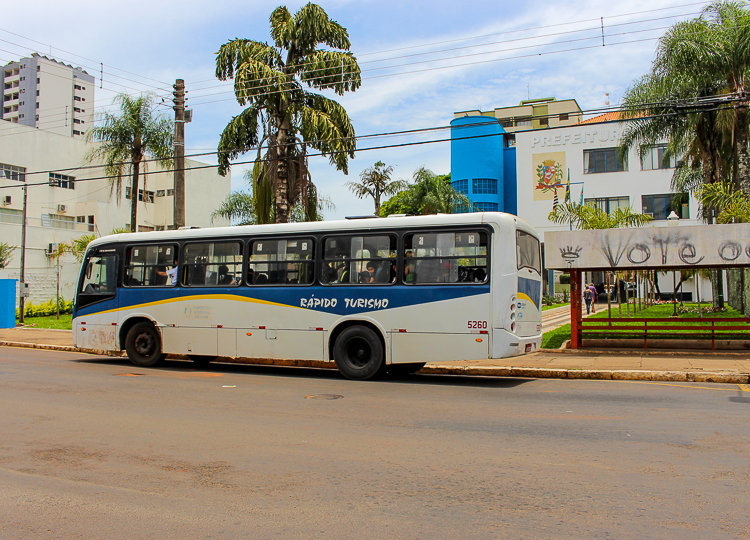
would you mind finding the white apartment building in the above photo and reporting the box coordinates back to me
[0,121,231,304]
[515,113,713,301]
[2,53,95,138]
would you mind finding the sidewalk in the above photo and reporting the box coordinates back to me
[1,327,748,384]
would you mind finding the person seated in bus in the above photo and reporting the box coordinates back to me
[363,261,378,283]
[218,265,233,285]
[404,251,415,283]
[255,273,268,284]
[436,261,452,283]
[473,267,486,283]
[247,268,254,284]
[155,256,178,286]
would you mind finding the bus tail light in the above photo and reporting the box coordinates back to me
[510,322,516,333]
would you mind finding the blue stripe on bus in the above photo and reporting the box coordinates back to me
[74,284,490,318]
[518,276,541,309]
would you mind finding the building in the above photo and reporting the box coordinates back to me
[450,106,712,301]
[2,53,95,138]
[455,97,583,136]
[0,121,231,305]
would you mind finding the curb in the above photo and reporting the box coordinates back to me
[2,340,748,384]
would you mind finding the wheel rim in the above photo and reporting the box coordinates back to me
[344,337,372,368]
[134,331,156,358]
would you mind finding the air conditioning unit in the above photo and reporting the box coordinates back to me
[46,243,56,256]
[2,195,10,205]
[57,204,66,213]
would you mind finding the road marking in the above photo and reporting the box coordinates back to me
[739,384,750,393]
[621,381,737,392]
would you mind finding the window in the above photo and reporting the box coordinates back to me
[184,242,242,286]
[138,225,155,232]
[167,189,175,196]
[404,231,488,284]
[44,213,75,229]
[124,244,178,287]
[73,119,81,124]
[156,190,166,197]
[452,179,468,194]
[585,196,630,215]
[515,117,532,127]
[1,163,26,182]
[499,118,513,128]
[74,107,81,113]
[516,231,541,274]
[474,202,498,212]
[49,173,75,189]
[74,85,82,90]
[80,254,117,296]
[36,90,39,96]
[125,188,155,202]
[472,178,497,194]
[321,235,396,285]
[583,147,627,174]
[539,117,549,126]
[0,208,23,224]
[641,144,678,170]
[642,193,690,220]
[73,130,81,135]
[250,238,314,285]
[559,113,569,121]
[74,96,81,102]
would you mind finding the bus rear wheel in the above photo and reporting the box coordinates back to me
[125,322,165,368]
[333,326,384,381]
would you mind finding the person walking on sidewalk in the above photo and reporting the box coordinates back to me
[584,286,593,315]
[589,283,597,313]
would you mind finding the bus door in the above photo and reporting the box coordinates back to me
[515,231,542,339]
[74,252,119,350]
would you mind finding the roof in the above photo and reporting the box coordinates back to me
[576,111,623,125]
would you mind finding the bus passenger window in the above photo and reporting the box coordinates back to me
[184,242,242,286]
[248,238,314,286]
[404,231,488,284]
[124,244,178,287]
[321,235,396,285]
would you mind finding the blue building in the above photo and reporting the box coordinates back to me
[450,116,517,215]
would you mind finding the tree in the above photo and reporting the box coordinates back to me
[695,181,750,223]
[380,168,473,216]
[69,227,134,263]
[548,202,653,230]
[346,161,407,215]
[215,3,360,223]
[212,171,335,225]
[86,93,174,232]
[0,242,14,269]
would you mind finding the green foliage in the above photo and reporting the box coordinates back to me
[216,3,360,223]
[559,273,570,284]
[346,161,407,215]
[0,242,15,269]
[548,202,652,230]
[380,168,473,216]
[16,297,73,319]
[85,93,174,232]
[695,181,750,223]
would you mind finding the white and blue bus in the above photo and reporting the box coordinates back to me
[73,213,542,380]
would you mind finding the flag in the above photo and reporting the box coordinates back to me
[579,184,584,206]
[553,189,559,210]
[564,169,571,203]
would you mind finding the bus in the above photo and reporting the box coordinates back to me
[72,213,542,380]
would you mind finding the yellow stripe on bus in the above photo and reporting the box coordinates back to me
[517,292,537,308]
[83,294,302,318]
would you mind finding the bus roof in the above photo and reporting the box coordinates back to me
[87,212,537,250]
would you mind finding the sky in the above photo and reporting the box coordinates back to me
[0,0,712,220]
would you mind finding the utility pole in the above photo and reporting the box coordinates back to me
[19,183,27,324]
[173,79,186,229]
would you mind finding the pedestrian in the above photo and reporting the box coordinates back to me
[584,286,593,315]
[589,283,597,313]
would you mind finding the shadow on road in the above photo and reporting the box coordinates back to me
[74,356,532,389]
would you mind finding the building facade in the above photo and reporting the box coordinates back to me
[2,53,95,138]
[455,97,583,136]
[0,121,231,304]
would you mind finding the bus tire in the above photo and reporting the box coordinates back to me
[187,355,216,366]
[333,326,384,381]
[387,362,426,376]
[125,322,165,368]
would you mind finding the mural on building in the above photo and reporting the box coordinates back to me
[532,152,565,201]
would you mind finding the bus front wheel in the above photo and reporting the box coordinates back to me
[125,322,166,368]
[333,326,384,381]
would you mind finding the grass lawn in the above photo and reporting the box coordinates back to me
[542,303,744,349]
[542,303,570,311]
[17,314,73,330]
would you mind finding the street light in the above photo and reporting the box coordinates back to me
[667,211,679,314]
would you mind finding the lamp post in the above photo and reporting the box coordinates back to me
[668,211,679,315]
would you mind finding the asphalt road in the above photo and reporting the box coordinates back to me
[1,347,748,540]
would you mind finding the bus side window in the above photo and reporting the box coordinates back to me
[78,254,117,298]
[404,231,488,284]
[248,238,314,286]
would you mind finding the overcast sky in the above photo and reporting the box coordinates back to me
[1,0,710,220]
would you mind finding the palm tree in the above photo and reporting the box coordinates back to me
[346,161,407,215]
[86,93,174,232]
[379,168,473,216]
[0,242,14,269]
[215,3,360,223]
[696,181,750,223]
[548,202,653,230]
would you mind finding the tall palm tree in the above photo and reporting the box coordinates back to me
[86,93,173,232]
[215,3,360,223]
[548,202,652,230]
[346,161,407,215]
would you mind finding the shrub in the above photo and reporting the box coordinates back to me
[559,273,570,284]
[16,297,73,319]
